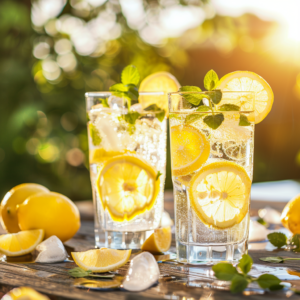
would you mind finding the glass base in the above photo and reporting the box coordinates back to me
[95,230,148,249]
[176,239,248,265]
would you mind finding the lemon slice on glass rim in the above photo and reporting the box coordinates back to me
[96,154,160,222]
[218,71,274,124]
[189,161,251,230]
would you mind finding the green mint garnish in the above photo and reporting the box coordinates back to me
[219,104,240,111]
[213,254,284,294]
[89,123,101,146]
[185,114,203,125]
[156,171,162,181]
[203,113,224,130]
[122,111,141,135]
[239,114,251,126]
[290,234,300,252]
[144,104,166,122]
[210,90,222,104]
[267,232,287,248]
[86,113,90,122]
[204,69,219,91]
[169,113,181,120]
[68,267,114,278]
[256,217,268,227]
[179,86,205,106]
[102,97,109,108]
[121,65,140,86]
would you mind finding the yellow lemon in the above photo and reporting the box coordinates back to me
[18,192,80,242]
[141,227,172,253]
[281,194,300,234]
[0,229,44,257]
[218,71,274,124]
[89,148,134,164]
[189,161,251,230]
[170,125,210,176]
[71,248,131,272]
[2,286,50,300]
[96,154,160,222]
[139,72,180,113]
[0,183,49,233]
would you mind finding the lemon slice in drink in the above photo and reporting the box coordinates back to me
[218,71,274,124]
[0,229,44,256]
[141,227,172,253]
[96,155,160,222]
[170,125,210,176]
[89,148,134,164]
[189,161,251,230]
[139,72,180,113]
[72,248,131,272]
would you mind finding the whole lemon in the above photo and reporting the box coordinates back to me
[281,194,300,234]
[18,192,80,242]
[1,183,49,233]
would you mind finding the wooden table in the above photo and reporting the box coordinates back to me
[0,199,300,300]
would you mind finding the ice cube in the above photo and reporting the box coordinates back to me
[131,103,143,114]
[123,252,160,292]
[258,207,282,224]
[108,95,124,109]
[35,236,68,263]
[249,220,269,242]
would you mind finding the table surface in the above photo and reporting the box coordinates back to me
[0,199,300,300]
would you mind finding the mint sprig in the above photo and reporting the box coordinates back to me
[260,256,300,263]
[267,232,287,248]
[212,254,284,293]
[89,123,101,146]
[68,267,115,278]
[204,69,219,91]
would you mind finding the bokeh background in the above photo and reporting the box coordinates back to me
[1,0,300,201]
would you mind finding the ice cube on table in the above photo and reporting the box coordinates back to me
[249,219,269,242]
[123,252,160,292]
[258,207,282,224]
[35,236,68,263]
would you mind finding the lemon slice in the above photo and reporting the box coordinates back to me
[96,155,160,222]
[2,287,50,300]
[89,148,135,164]
[170,125,210,176]
[71,248,131,272]
[139,72,180,113]
[0,229,44,256]
[1,183,49,233]
[189,161,251,229]
[218,71,274,124]
[141,227,172,253]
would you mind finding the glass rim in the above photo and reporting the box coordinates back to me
[85,91,165,97]
[169,91,255,96]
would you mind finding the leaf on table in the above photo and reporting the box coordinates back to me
[267,232,287,248]
[230,274,249,293]
[212,263,238,281]
[259,256,284,263]
[238,254,253,274]
[257,274,282,289]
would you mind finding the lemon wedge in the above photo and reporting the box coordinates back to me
[71,248,131,272]
[0,229,44,256]
[189,161,251,230]
[170,125,210,176]
[139,72,180,113]
[141,227,172,253]
[281,194,300,234]
[2,287,50,300]
[218,71,274,124]
[96,155,160,222]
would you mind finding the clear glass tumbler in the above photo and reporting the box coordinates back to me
[169,91,255,264]
[86,92,167,249]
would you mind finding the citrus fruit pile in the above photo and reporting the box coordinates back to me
[0,183,80,256]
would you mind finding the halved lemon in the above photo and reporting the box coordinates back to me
[189,161,251,230]
[141,227,172,253]
[0,229,44,256]
[2,287,50,300]
[71,248,131,272]
[170,125,210,176]
[96,155,160,222]
[139,72,180,113]
[218,71,274,124]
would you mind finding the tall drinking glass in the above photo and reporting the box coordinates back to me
[169,91,255,264]
[86,92,166,249]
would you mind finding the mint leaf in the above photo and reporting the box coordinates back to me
[86,113,90,122]
[144,104,162,111]
[89,123,101,146]
[259,256,284,263]
[102,98,109,108]
[169,113,181,120]
[239,114,251,126]
[203,113,224,130]
[230,274,249,293]
[156,110,165,122]
[219,104,240,111]
[290,234,300,252]
[256,217,268,227]
[126,84,139,101]
[121,65,140,86]
[210,90,222,104]
[204,69,219,91]
[144,104,165,122]
[68,267,91,278]
[124,111,140,125]
[185,114,204,125]
[110,83,128,93]
[257,274,282,289]
[267,232,287,248]
[156,171,162,181]
[238,254,253,274]
[179,86,206,106]
[212,263,237,281]
[197,106,211,112]
[269,284,284,291]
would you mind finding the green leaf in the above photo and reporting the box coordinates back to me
[89,123,101,146]
[185,114,204,125]
[290,234,300,252]
[156,110,165,122]
[110,83,128,92]
[239,114,251,126]
[269,284,284,291]
[238,254,253,274]
[169,113,181,120]
[204,69,219,91]
[144,104,165,122]
[256,217,268,227]
[179,86,206,106]
[126,84,139,101]
[267,232,287,248]
[219,104,240,111]
[257,274,282,289]
[144,104,162,111]
[210,90,222,104]
[156,171,162,181]
[102,98,109,108]
[68,267,115,278]
[124,111,141,125]
[121,65,140,86]
[203,113,224,130]
[196,106,211,112]
[291,287,300,294]
[212,263,238,281]
[259,256,284,263]
[86,112,90,122]
[230,274,249,293]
